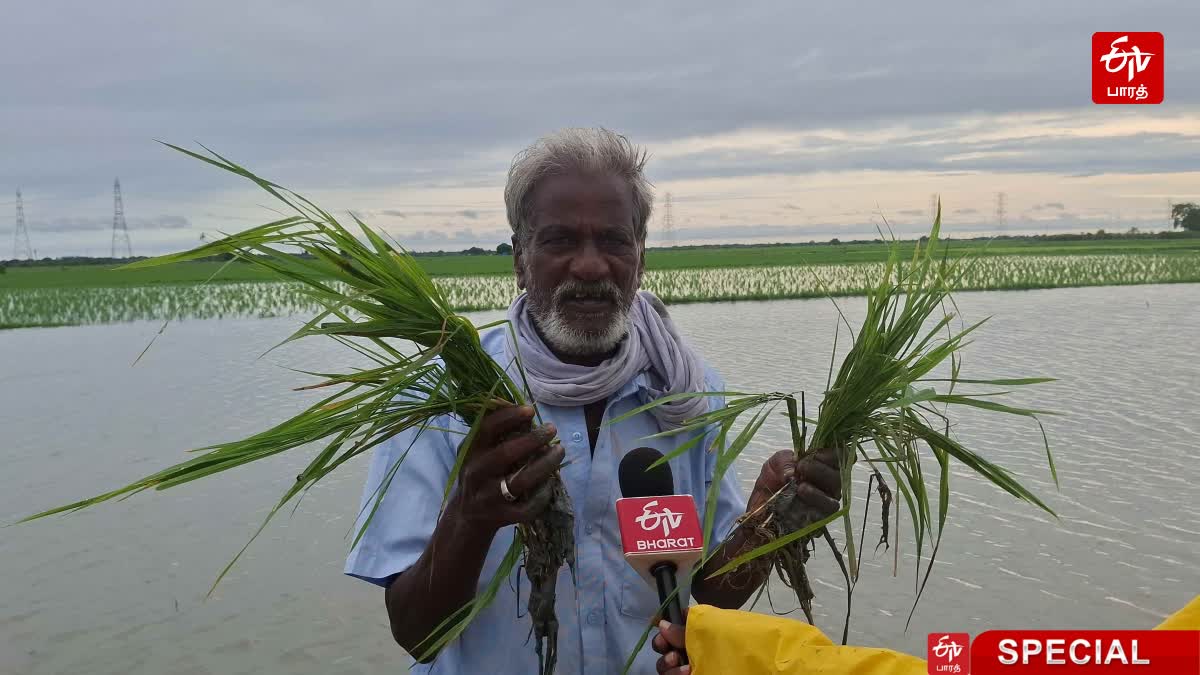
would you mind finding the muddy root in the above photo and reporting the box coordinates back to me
[520,474,575,675]
[736,480,822,622]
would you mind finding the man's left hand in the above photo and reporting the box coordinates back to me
[691,448,844,608]
[747,448,843,518]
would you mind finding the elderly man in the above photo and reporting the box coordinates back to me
[344,128,841,674]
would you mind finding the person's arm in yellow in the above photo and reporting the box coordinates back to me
[657,604,927,675]
[657,594,1200,675]
[1155,594,1200,631]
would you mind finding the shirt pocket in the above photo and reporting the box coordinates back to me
[619,560,665,622]
[620,580,662,623]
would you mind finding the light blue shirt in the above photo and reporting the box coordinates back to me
[344,326,746,674]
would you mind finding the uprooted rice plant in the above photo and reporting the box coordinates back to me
[18,146,575,674]
[4,252,1199,329]
[612,205,1060,662]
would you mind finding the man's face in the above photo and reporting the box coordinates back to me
[514,170,645,356]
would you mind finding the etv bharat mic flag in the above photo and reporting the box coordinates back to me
[615,495,703,586]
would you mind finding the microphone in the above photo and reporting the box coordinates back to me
[616,448,703,666]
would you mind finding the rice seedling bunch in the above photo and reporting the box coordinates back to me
[624,205,1059,642]
[19,144,574,672]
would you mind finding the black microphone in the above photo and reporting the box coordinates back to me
[618,447,693,665]
[618,446,676,500]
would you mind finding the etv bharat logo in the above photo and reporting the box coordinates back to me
[635,500,683,536]
[1092,32,1163,104]
[927,633,969,675]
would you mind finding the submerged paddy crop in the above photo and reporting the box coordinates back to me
[3,253,1198,329]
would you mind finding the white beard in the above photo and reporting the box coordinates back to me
[533,301,632,356]
[527,279,635,356]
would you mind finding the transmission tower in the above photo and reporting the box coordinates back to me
[995,192,1007,231]
[661,191,676,246]
[111,178,132,258]
[12,189,33,260]
[1167,197,1174,229]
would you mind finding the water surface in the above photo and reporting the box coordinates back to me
[2,284,1197,674]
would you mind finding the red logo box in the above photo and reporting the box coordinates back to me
[971,630,1200,675]
[615,494,705,589]
[1092,32,1163,104]
[615,495,703,554]
[928,633,970,674]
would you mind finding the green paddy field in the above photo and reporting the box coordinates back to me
[3,235,1199,329]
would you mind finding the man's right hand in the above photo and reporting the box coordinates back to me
[447,404,565,533]
[384,403,562,659]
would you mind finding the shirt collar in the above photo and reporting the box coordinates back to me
[613,369,654,403]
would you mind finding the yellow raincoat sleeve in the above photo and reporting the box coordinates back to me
[1155,594,1200,631]
[684,595,1200,675]
[684,604,927,675]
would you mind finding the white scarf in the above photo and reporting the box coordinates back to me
[502,290,710,428]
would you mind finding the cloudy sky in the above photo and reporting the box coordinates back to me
[2,1,1198,258]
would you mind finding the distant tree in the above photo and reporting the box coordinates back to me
[464,246,487,256]
[496,242,513,255]
[830,238,841,245]
[1171,203,1200,232]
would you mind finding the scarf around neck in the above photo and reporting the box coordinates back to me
[501,290,710,428]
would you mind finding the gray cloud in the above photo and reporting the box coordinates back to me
[391,226,511,247]
[1032,202,1067,211]
[203,211,246,222]
[2,1,1197,257]
[954,208,980,215]
[899,209,925,216]
[5,2,1197,191]
[652,128,1200,182]
[365,208,495,220]
[654,212,1168,245]
[29,214,192,233]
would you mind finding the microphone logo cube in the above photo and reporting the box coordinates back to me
[617,495,703,554]
[635,499,684,536]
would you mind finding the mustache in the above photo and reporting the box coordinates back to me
[552,280,622,304]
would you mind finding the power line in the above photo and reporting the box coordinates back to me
[13,189,33,260]
[111,178,132,258]
[661,192,676,247]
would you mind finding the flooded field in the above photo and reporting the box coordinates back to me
[4,253,1199,328]
[2,283,1197,674]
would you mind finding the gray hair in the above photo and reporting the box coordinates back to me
[504,127,654,247]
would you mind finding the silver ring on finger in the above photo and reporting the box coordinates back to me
[499,476,518,502]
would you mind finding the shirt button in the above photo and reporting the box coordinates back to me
[587,610,601,626]
[572,432,583,443]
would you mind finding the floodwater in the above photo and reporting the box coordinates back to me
[2,284,1197,674]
